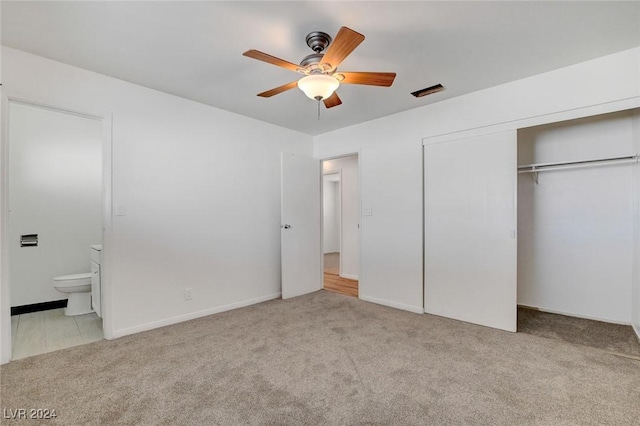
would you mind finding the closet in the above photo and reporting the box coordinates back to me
[424,108,640,337]
[517,110,638,325]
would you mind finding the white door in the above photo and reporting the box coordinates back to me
[424,130,517,332]
[281,152,322,299]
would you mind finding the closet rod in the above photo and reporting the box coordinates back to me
[518,154,638,174]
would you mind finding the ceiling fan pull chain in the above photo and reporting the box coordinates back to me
[317,100,321,121]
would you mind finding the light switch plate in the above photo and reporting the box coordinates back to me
[115,202,126,216]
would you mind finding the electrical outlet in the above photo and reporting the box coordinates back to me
[184,288,193,301]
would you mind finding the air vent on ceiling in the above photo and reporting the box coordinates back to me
[411,84,445,98]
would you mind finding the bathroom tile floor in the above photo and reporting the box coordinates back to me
[11,308,103,360]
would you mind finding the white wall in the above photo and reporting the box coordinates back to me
[1,47,313,345]
[322,176,340,254]
[517,111,635,323]
[633,111,640,338]
[314,47,640,314]
[9,102,102,306]
[323,156,359,280]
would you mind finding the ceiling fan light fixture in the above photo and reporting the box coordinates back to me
[297,74,339,101]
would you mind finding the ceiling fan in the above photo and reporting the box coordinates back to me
[243,27,396,109]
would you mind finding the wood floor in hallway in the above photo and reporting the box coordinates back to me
[323,252,358,297]
[323,273,358,297]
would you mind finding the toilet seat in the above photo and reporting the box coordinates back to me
[53,273,93,316]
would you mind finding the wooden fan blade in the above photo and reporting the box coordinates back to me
[257,81,299,98]
[322,27,365,69]
[323,92,342,108]
[243,49,301,73]
[339,72,396,87]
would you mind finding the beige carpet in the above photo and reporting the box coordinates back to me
[324,252,339,275]
[2,291,639,425]
[518,307,640,358]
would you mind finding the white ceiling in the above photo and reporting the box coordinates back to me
[2,1,639,136]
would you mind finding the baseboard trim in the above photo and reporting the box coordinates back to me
[111,292,281,339]
[517,304,631,325]
[359,295,423,314]
[11,299,67,316]
[340,273,359,280]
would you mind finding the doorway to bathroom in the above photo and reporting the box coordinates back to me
[4,99,107,360]
[321,155,359,298]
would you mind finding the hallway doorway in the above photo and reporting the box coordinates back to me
[322,155,359,297]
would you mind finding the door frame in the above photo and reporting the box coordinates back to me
[0,92,114,364]
[319,152,362,297]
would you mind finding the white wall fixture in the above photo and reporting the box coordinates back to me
[8,101,102,307]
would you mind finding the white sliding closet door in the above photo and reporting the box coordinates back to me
[424,131,517,332]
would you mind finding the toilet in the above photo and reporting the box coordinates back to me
[53,272,94,316]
